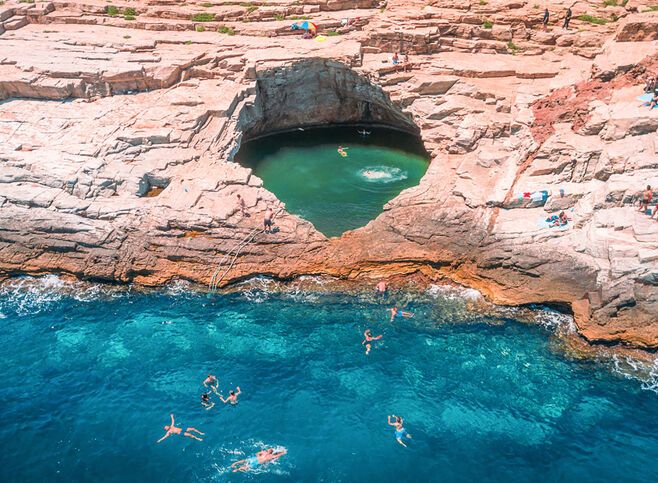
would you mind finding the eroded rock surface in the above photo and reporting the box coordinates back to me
[0,0,657,348]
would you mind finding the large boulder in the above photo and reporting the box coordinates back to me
[615,12,658,41]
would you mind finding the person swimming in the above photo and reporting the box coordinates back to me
[388,415,412,447]
[201,393,215,410]
[357,129,371,137]
[376,280,388,296]
[362,329,383,355]
[203,373,219,395]
[232,447,287,472]
[220,386,241,405]
[337,146,348,157]
[389,306,413,322]
[157,414,204,443]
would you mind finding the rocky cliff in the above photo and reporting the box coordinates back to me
[0,0,657,349]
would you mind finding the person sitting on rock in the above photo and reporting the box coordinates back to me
[550,211,569,227]
[651,201,658,220]
[392,52,400,65]
[403,53,411,72]
[639,185,653,213]
[649,90,658,110]
[643,75,656,93]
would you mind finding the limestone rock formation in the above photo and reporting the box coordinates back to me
[0,0,657,349]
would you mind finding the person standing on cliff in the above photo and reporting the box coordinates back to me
[639,185,653,213]
[264,207,274,233]
[236,194,247,217]
[542,8,549,27]
[563,8,572,29]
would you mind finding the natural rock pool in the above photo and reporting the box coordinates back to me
[236,127,429,237]
[1,277,657,481]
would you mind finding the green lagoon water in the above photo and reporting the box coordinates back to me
[236,127,429,237]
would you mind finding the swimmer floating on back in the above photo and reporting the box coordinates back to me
[157,414,204,443]
[220,386,241,405]
[362,329,383,355]
[337,146,348,157]
[388,415,412,448]
[203,373,219,395]
[389,306,413,322]
[232,448,287,473]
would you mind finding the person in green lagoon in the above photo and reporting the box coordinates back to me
[388,415,412,448]
[221,386,242,405]
[157,414,204,443]
[232,447,287,473]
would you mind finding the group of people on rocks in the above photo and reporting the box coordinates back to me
[545,210,570,228]
[391,52,411,72]
[541,7,573,29]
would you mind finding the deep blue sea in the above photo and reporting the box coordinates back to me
[0,277,657,482]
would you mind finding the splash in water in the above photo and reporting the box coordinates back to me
[358,166,408,183]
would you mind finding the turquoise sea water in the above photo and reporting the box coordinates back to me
[236,127,429,237]
[0,277,657,482]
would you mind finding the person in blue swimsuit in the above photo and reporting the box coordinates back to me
[389,306,413,322]
[232,448,287,472]
[388,415,412,447]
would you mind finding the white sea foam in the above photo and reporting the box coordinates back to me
[164,279,194,296]
[0,275,127,315]
[358,166,408,183]
[610,354,658,394]
[426,284,482,302]
[531,307,576,334]
[0,275,66,315]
